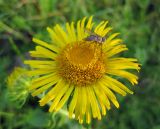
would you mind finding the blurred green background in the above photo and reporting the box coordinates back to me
[0,0,160,129]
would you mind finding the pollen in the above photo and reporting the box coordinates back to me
[56,41,106,86]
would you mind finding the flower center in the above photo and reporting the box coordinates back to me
[56,41,106,86]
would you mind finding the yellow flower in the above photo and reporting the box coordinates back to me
[24,16,140,124]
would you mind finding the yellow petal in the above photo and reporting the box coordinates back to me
[101,77,127,96]
[29,51,46,58]
[31,80,59,96]
[39,79,64,106]
[106,69,138,85]
[94,21,105,33]
[55,85,74,111]
[26,69,53,76]
[100,82,119,108]
[101,27,112,37]
[54,24,68,44]
[33,46,57,59]
[96,21,108,36]
[85,92,91,123]
[24,60,54,65]
[47,27,63,47]
[87,86,101,119]
[69,87,78,118]
[96,84,111,110]
[106,33,120,43]
[66,23,74,43]
[104,76,133,94]
[106,44,128,57]
[70,22,77,41]
[32,38,59,53]
[77,20,82,40]
[86,16,94,29]
[93,85,107,115]
[81,86,87,115]
[86,109,91,124]
[49,83,69,112]
[74,87,82,120]
[107,57,140,71]
[29,73,58,90]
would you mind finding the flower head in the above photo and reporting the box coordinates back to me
[7,67,31,108]
[24,16,140,123]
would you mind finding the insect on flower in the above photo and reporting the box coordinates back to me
[84,28,106,44]
[84,28,107,55]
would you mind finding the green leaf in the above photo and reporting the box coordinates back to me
[25,109,50,128]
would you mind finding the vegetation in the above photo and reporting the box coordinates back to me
[0,0,160,129]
